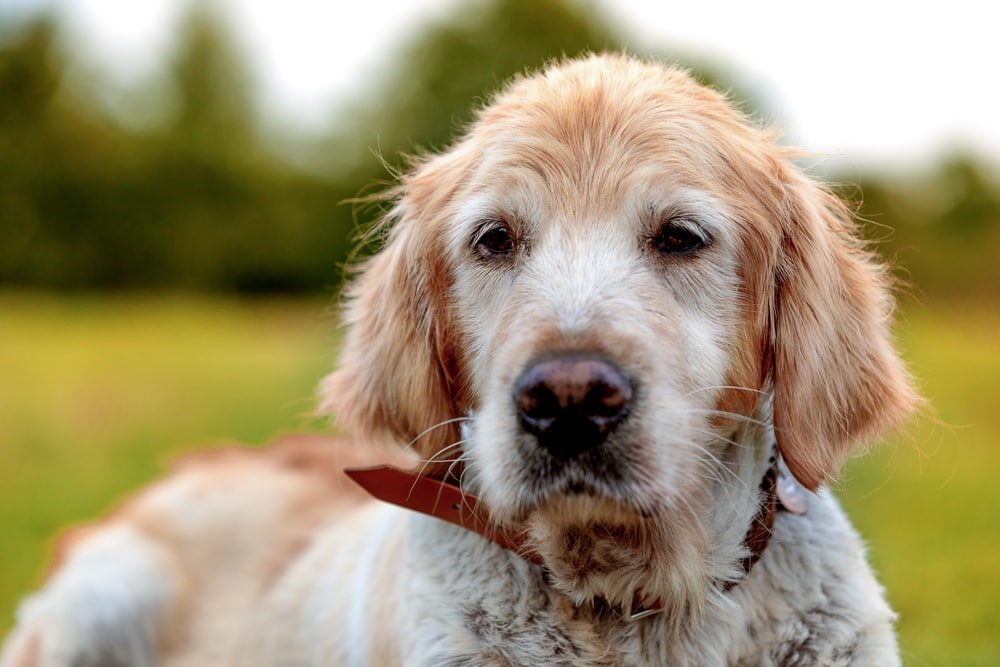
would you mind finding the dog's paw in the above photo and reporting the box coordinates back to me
[1,526,176,667]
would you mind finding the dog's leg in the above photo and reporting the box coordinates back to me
[0,524,182,667]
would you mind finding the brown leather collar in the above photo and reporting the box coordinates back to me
[345,454,807,620]
[344,464,543,564]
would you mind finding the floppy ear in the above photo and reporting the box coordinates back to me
[319,152,470,475]
[772,167,920,490]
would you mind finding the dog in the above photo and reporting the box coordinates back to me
[2,54,919,666]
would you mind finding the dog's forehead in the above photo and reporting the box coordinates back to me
[462,58,772,208]
[479,57,739,137]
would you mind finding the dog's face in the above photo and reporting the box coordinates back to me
[322,56,917,604]
[450,124,758,523]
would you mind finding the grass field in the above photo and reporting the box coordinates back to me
[1,292,997,664]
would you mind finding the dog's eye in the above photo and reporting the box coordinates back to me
[652,222,708,256]
[476,225,515,258]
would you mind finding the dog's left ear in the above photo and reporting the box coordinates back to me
[318,148,472,476]
[771,165,920,490]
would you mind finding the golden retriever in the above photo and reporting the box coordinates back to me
[2,54,918,666]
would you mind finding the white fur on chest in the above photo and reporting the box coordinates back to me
[247,491,898,667]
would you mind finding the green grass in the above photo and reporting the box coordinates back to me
[838,303,1000,666]
[1,293,997,664]
[0,292,336,626]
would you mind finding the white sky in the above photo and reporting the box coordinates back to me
[6,0,998,168]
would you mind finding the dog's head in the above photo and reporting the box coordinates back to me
[321,55,918,605]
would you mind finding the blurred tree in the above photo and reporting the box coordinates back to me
[936,156,999,236]
[0,17,113,286]
[0,9,348,293]
[0,19,59,134]
[343,0,621,164]
[847,154,1000,300]
[0,0,996,299]
[166,4,256,165]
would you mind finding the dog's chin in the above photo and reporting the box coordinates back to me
[477,447,714,608]
[521,490,711,610]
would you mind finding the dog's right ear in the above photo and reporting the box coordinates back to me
[769,164,921,490]
[319,149,472,475]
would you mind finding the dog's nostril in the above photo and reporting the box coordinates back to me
[512,354,632,459]
[516,384,561,431]
[584,382,630,419]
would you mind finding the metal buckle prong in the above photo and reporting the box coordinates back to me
[623,605,663,622]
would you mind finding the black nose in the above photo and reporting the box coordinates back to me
[512,353,632,460]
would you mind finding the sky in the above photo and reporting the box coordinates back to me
[3,0,998,169]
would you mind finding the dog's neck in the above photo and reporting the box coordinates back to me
[345,449,806,621]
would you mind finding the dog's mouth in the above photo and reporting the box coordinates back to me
[499,436,661,523]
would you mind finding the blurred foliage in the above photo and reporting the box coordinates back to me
[0,0,617,292]
[0,11,347,292]
[325,0,621,171]
[847,157,1000,300]
[0,0,998,299]
[0,0,742,293]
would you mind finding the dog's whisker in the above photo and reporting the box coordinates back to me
[413,439,469,482]
[678,385,769,400]
[402,416,473,454]
[415,441,466,465]
[666,407,773,431]
[691,411,773,430]
[673,437,750,490]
